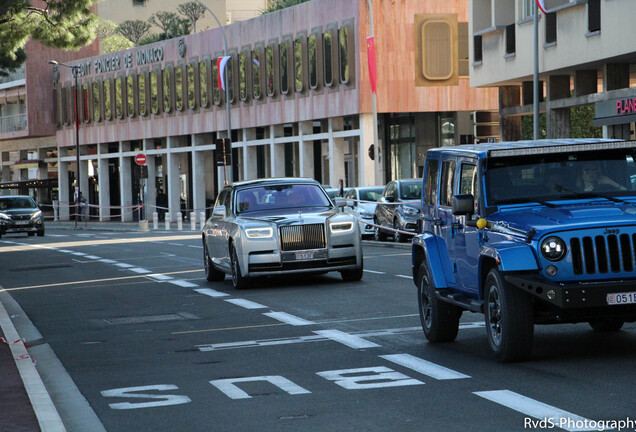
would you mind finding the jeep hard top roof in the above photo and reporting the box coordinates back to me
[427,138,631,159]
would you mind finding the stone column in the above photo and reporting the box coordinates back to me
[242,129,258,181]
[191,135,206,215]
[1,152,11,196]
[58,148,70,221]
[298,121,314,180]
[328,118,346,188]
[167,137,181,222]
[143,139,157,219]
[97,143,111,221]
[119,142,133,222]
[359,114,376,186]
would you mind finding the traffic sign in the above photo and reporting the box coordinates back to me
[135,153,147,166]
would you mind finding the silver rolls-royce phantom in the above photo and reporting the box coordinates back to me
[202,178,364,289]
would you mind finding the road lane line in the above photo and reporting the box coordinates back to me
[313,329,380,349]
[381,354,470,380]
[115,263,134,268]
[225,298,268,309]
[129,268,152,274]
[395,274,411,279]
[193,288,229,298]
[168,280,199,288]
[146,274,174,281]
[363,270,386,274]
[264,311,315,326]
[98,259,117,264]
[473,390,598,432]
[84,255,102,260]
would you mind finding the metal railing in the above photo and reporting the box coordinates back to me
[0,68,26,85]
[0,113,27,133]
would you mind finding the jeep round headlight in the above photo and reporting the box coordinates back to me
[541,236,566,261]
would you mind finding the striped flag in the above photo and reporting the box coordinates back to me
[217,56,231,90]
[536,0,547,14]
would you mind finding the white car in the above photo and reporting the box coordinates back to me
[344,186,384,237]
[202,178,364,289]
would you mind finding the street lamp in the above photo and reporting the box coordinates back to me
[194,0,232,184]
[49,60,81,228]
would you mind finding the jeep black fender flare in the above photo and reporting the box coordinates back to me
[412,233,454,289]
[481,241,540,272]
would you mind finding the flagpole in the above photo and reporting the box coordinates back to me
[367,0,381,186]
[533,1,540,139]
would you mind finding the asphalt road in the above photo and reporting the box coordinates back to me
[1,228,635,432]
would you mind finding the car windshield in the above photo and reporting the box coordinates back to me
[0,197,36,210]
[236,184,332,213]
[485,147,636,206]
[359,187,383,202]
[400,181,422,200]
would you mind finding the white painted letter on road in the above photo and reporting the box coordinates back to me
[317,367,423,390]
[101,385,191,410]
[210,376,311,400]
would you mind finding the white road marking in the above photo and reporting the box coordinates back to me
[168,280,199,288]
[473,390,598,432]
[99,259,117,264]
[395,274,411,279]
[210,376,311,400]
[71,252,87,256]
[115,263,134,268]
[317,367,423,390]
[363,270,386,274]
[187,245,203,249]
[381,354,470,380]
[193,288,229,298]
[263,311,315,326]
[84,255,102,260]
[224,298,268,309]
[313,329,380,349]
[129,268,152,274]
[146,274,174,281]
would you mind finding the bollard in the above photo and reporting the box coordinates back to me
[177,212,183,231]
[200,212,206,229]
[153,212,159,230]
[190,212,196,230]
[165,213,171,230]
[53,200,59,221]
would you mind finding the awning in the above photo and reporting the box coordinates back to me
[591,113,636,127]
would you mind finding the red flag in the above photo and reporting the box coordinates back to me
[536,0,547,14]
[216,56,231,90]
[366,36,377,94]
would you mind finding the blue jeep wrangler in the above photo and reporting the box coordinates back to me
[412,138,636,361]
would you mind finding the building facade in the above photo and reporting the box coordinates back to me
[470,0,636,141]
[48,0,499,222]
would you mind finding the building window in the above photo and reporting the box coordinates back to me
[458,22,469,76]
[175,66,183,111]
[294,39,303,92]
[588,0,600,33]
[200,61,209,107]
[545,12,556,44]
[440,160,456,207]
[138,74,147,116]
[505,23,516,54]
[474,35,483,63]
[127,75,135,117]
[226,56,234,103]
[213,59,221,105]
[104,79,112,120]
[150,70,159,114]
[115,77,124,118]
[308,34,318,89]
[132,0,146,5]
[266,45,275,97]
[422,20,452,80]
[323,31,333,86]
[520,0,534,20]
[163,68,172,113]
[239,51,247,101]
[187,64,196,109]
[92,82,100,122]
[252,50,261,99]
[338,27,348,84]
[280,42,289,95]
[424,159,439,205]
[82,83,90,122]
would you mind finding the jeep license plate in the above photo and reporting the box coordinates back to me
[607,292,636,305]
[295,251,314,261]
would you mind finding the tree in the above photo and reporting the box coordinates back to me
[147,12,191,42]
[262,0,310,13]
[117,20,151,46]
[101,35,133,54]
[177,1,206,34]
[0,0,98,76]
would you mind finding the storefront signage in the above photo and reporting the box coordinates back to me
[593,96,636,126]
[616,97,636,114]
[73,45,166,77]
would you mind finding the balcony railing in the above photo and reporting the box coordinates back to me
[0,113,27,133]
[0,68,26,86]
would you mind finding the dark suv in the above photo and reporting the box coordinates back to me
[0,195,45,238]
[412,139,636,361]
[374,179,422,242]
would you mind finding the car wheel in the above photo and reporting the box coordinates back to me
[341,256,364,282]
[417,262,460,343]
[203,239,225,282]
[230,244,249,290]
[393,220,405,243]
[37,228,44,237]
[589,319,624,332]
[484,268,534,362]
[373,220,387,241]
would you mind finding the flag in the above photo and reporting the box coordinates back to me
[536,0,547,14]
[217,56,231,90]
[366,36,377,94]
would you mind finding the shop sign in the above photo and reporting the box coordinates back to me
[72,44,169,77]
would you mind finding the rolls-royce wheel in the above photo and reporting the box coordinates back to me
[341,256,364,282]
[230,244,249,290]
[203,239,225,282]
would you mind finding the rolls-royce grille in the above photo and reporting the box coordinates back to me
[280,224,326,251]
[570,234,635,275]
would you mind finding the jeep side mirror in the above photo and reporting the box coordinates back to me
[452,194,474,216]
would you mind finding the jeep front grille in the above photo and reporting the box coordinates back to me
[279,224,326,251]
[570,234,635,275]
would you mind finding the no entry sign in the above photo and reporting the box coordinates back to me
[135,153,147,166]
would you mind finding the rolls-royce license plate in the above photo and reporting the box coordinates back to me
[295,250,314,261]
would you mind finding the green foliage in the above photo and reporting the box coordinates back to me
[0,0,98,75]
[262,0,310,13]
[521,104,601,140]
[177,1,206,33]
[101,35,133,54]
[149,11,191,40]
[117,20,151,46]
[0,47,26,77]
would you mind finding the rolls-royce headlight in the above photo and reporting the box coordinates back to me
[30,210,42,220]
[245,227,273,238]
[541,236,566,261]
[330,221,354,233]
[403,207,419,215]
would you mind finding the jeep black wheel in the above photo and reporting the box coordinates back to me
[484,269,534,362]
[373,221,387,241]
[341,256,364,282]
[203,239,225,282]
[417,262,460,343]
[589,319,624,332]
[230,244,249,290]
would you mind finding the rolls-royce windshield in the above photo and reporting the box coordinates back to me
[236,184,332,213]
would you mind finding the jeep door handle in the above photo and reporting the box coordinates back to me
[451,222,462,230]
[433,218,444,226]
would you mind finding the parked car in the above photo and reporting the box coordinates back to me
[412,138,636,362]
[373,179,422,242]
[0,195,45,238]
[202,178,363,289]
[344,186,384,237]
